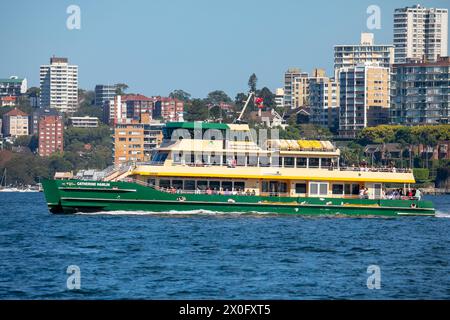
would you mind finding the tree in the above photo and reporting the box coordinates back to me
[26,87,40,96]
[205,90,232,106]
[115,83,129,95]
[248,73,257,92]
[184,99,209,121]
[256,87,275,110]
[169,89,191,102]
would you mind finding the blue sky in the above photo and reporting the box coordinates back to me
[0,0,448,98]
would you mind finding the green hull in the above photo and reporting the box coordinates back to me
[41,178,435,217]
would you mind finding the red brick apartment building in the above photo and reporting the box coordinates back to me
[38,114,63,157]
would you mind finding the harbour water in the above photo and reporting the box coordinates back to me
[0,192,449,299]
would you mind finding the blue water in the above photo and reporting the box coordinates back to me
[0,193,449,299]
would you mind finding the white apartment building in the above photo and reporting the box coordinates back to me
[334,33,394,73]
[309,77,339,131]
[338,63,390,138]
[274,88,284,109]
[69,116,99,128]
[40,57,78,113]
[394,5,448,63]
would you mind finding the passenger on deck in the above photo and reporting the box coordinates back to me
[415,189,422,201]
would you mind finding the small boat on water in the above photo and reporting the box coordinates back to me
[0,169,42,192]
[41,122,435,217]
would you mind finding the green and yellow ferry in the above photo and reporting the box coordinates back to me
[42,122,435,217]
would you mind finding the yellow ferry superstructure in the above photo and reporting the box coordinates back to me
[125,122,415,200]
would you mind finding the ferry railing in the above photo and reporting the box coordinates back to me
[167,161,412,173]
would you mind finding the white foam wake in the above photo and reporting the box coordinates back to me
[75,209,275,216]
[435,210,450,218]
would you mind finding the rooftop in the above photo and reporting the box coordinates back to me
[4,108,28,117]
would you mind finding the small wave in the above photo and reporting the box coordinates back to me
[435,210,450,218]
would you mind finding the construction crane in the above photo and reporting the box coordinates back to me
[235,91,255,123]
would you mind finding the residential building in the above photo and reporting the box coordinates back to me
[309,77,339,131]
[29,108,59,135]
[94,84,117,107]
[102,99,116,125]
[40,57,78,113]
[394,5,448,63]
[334,33,394,72]
[249,109,285,128]
[104,94,154,125]
[391,56,450,125]
[38,113,64,157]
[338,63,390,138]
[0,96,17,107]
[69,116,99,128]
[0,76,27,97]
[113,120,145,164]
[275,88,284,109]
[142,116,164,156]
[113,115,164,165]
[2,108,29,137]
[283,68,308,109]
[283,68,328,110]
[153,97,184,122]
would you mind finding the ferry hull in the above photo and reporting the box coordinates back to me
[41,179,435,217]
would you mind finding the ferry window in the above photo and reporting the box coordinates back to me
[296,157,307,168]
[321,158,332,168]
[197,180,208,190]
[234,181,245,191]
[309,158,319,168]
[309,182,328,196]
[262,181,269,192]
[284,157,294,168]
[184,180,195,191]
[279,183,287,193]
[222,181,232,191]
[209,181,220,191]
[344,184,351,195]
[153,152,168,163]
[259,156,270,167]
[172,180,183,190]
[272,156,281,167]
[332,184,344,195]
[147,179,156,186]
[352,184,360,195]
[173,151,183,163]
[249,154,258,166]
[159,179,170,189]
[295,183,307,194]
[319,183,328,195]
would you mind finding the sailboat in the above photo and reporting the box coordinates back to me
[0,168,19,192]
